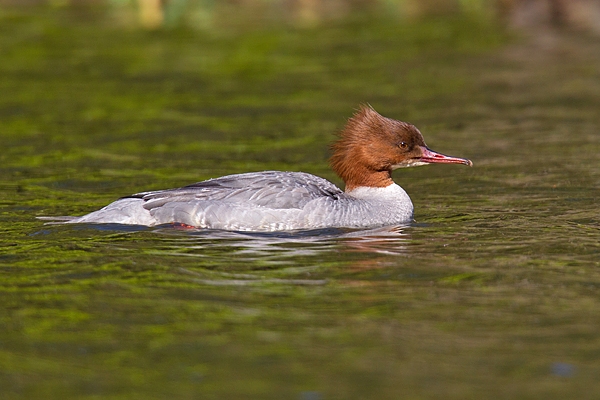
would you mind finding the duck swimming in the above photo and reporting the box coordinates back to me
[56,106,472,231]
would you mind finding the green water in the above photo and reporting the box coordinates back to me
[1,6,600,399]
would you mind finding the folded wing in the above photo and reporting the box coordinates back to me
[133,171,343,211]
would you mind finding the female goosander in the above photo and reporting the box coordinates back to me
[59,106,472,231]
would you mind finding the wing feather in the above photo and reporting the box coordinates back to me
[133,171,342,211]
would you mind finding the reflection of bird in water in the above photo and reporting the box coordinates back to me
[157,224,411,286]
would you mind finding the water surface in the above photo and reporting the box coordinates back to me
[1,7,599,400]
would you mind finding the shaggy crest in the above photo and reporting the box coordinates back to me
[329,105,426,190]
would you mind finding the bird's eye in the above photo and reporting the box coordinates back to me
[399,142,408,149]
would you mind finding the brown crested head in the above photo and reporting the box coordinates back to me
[329,105,472,191]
